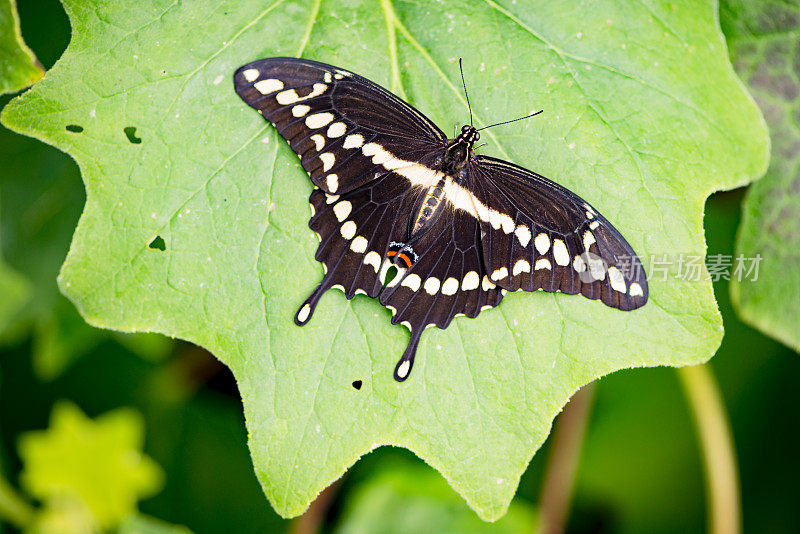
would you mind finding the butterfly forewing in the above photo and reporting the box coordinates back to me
[234,57,445,196]
[467,156,648,310]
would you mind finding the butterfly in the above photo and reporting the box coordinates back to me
[234,57,648,382]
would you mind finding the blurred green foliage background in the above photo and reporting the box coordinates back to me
[1,0,798,533]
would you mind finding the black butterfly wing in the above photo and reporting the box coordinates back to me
[234,57,446,195]
[294,164,503,382]
[294,171,416,324]
[466,156,648,311]
[379,206,504,381]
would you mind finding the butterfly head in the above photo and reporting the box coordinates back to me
[458,124,480,145]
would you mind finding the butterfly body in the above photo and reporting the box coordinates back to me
[234,57,648,382]
[405,126,479,244]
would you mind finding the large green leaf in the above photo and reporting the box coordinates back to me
[0,0,42,94]
[0,241,30,334]
[335,460,536,533]
[1,0,767,520]
[0,0,37,335]
[18,401,164,530]
[0,86,172,377]
[722,0,800,353]
[0,103,172,377]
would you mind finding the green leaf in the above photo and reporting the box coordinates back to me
[0,85,89,353]
[1,0,768,520]
[0,249,30,334]
[18,401,165,529]
[722,0,800,353]
[118,514,193,534]
[0,0,37,337]
[25,495,98,534]
[0,84,171,377]
[335,460,536,534]
[0,0,43,94]
[31,298,104,379]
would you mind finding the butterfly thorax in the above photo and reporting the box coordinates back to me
[409,126,479,236]
[443,125,479,174]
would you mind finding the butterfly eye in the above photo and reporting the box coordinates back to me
[474,132,480,141]
[461,125,470,132]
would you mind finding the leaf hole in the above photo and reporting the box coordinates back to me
[65,124,83,133]
[382,266,399,288]
[124,126,142,144]
[148,235,166,251]
[351,380,363,390]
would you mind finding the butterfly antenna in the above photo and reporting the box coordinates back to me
[477,109,543,132]
[459,58,473,127]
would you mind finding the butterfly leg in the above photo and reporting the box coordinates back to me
[393,327,424,382]
[294,277,335,326]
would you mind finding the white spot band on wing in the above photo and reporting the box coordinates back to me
[253,78,283,94]
[276,83,327,105]
[326,174,338,192]
[461,271,480,290]
[441,277,459,295]
[401,273,422,292]
[363,251,381,272]
[333,200,352,222]
[242,69,260,82]
[360,144,518,235]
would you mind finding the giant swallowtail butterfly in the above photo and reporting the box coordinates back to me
[234,57,648,382]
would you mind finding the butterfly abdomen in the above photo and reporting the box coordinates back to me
[411,174,448,234]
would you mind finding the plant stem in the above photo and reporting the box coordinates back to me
[536,382,596,534]
[0,474,34,528]
[677,364,741,534]
[289,480,341,534]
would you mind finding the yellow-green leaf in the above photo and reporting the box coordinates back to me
[0,0,43,94]
[18,401,164,529]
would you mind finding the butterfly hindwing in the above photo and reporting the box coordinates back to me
[466,156,648,311]
[234,57,446,196]
[380,206,504,380]
[294,172,417,324]
[297,168,505,382]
